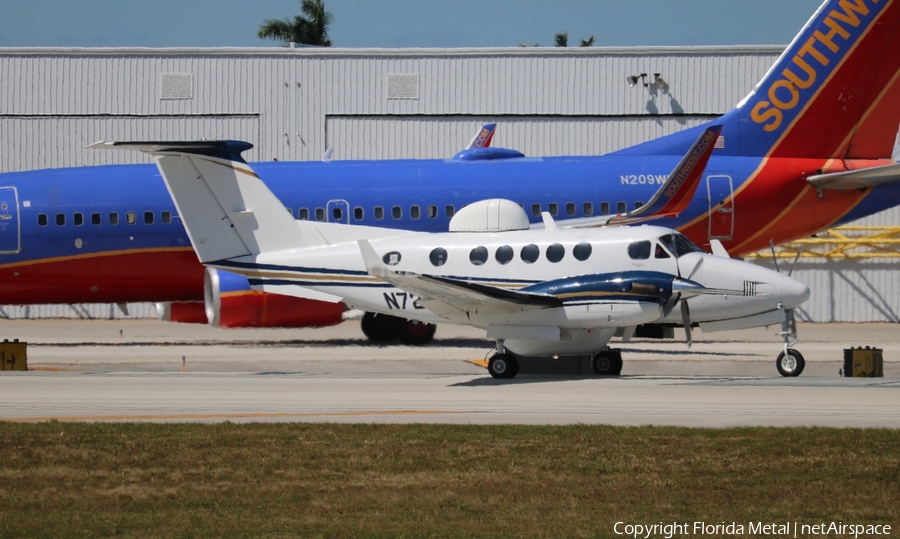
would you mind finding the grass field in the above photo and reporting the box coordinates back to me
[1,423,898,538]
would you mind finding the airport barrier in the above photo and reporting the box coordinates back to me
[0,339,27,371]
[843,347,883,378]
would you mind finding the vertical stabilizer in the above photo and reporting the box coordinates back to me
[88,140,323,263]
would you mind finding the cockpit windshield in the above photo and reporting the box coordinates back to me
[658,233,704,257]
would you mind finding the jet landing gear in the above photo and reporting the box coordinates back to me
[488,340,519,379]
[592,349,623,376]
[360,312,436,345]
[776,307,805,377]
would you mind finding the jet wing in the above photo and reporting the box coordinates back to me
[358,240,558,320]
[806,163,900,191]
[538,125,722,229]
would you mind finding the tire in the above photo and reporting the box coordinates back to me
[360,312,402,343]
[398,320,436,345]
[488,353,519,379]
[776,349,805,377]
[592,351,623,376]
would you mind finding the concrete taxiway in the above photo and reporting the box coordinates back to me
[0,319,898,427]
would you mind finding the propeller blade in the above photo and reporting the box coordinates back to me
[662,292,681,318]
[769,239,781,274]
[788,248,803,277]
[681,300,693,347]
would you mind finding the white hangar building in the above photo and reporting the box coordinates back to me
[0,46,898,323]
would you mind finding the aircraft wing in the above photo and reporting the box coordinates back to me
[806,163,900,191]
[358,240,558,320]
[538,125,722,229]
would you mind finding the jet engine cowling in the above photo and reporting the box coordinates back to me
[204,268,345,328]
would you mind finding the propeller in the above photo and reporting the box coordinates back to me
[681,300,693,347]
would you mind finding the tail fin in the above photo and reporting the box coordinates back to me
[88,140,320,263]
[618,0,900,159]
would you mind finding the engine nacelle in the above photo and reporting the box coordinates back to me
[204,268,345,328]
[156,301,208,324]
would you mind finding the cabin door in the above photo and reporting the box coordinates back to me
[706,175,734,240]
[0,187,21,254]
[326,199,351,224]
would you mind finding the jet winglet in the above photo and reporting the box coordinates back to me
[609,125,722,225]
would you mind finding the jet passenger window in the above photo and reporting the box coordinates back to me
[144,211,154,225]
[91,212,101,225]
[315,208,325,221]
[37,214,48,226]
[583,202,594,216]
[469,246,488,266]
[109,212,119,225]
[73,213,84,226]
[548,203,558,217]
[628,240,651,260]
[392,206,402,220]
[565,203,576,216]
[616,202,627,214]
[286,207,292,216]
[126,211,136,225]
[410,205,420,220]
[374,206,384,220]
[332,207,343,221]
[353,207,364,221]
[495,245,514,265]
[298,208,309,220]
[531,203,541,217]
[600,202,610,215]
[520,244,540,264]
[161,211,172,224]
[634,201,644,210]
[445,205,455,218]
[546,243,565,263]
[573,242,592,261]
[56,213,65,226]
[428,205,438,219]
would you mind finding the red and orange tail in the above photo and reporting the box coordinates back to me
[740,0,900,159]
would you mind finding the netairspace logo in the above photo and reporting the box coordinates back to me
[613,521,892,538]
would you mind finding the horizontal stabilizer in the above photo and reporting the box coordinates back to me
[806,163,900,190]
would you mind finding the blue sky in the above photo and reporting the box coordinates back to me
[0,0,824,48]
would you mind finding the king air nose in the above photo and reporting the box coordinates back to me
[779,273,810,309]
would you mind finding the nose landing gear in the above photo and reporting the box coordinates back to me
[776,307,804,377]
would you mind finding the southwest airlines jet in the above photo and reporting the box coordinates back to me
[1,0,900,341]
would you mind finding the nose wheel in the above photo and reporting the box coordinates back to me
[776,307,804,377]
[488,353,519,379]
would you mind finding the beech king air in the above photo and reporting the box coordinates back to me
[2,0,900,341]
[98,127,811,378]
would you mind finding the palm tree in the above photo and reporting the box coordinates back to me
[554,32,568,47]
[579,36,595,47]
[257,0,333,47]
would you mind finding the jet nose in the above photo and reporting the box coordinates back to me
[780,274,810,309]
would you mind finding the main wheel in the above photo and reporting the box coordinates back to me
[488,353,519,379]
[398,320,436,345]
[776,349,805,377]
[360,312,402,343]
[592,351,623,376]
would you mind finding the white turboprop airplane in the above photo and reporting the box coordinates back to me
[94,134,811,379]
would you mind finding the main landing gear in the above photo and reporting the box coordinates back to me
[360,312,436,345]
[776,307,805,377]
[591,349,623,376]
[487,340,520,379]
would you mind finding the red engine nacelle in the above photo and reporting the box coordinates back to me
[156,301,208,324]
[204,268,345,328]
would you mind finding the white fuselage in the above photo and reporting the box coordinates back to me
[218,224,809,356]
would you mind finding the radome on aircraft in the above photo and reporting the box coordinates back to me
[3,0,900,341]
[94,126,811,378]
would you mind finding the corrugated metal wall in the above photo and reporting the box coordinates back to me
[0,46,898,322]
